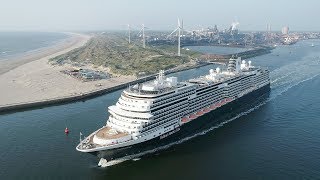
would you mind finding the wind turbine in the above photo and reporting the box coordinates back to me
[127,24,131,44]
[181,19,184,37]
[138,24,146,48]
[168,18,182,56]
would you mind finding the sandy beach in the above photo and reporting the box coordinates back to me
[0,33,135,107]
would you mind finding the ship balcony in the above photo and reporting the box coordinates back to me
[116,101,150,112]
[109,105,153,119]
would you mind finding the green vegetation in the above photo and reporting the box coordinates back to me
[50,32,201,76]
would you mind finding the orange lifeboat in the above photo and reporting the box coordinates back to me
[196,111,204,116]
[181,117,189,123]
[189,114,197,120]
[210,105,216,110]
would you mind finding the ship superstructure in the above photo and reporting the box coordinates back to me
[76,57,270,159]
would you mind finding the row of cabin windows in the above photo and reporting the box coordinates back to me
[142,116,176,133]
[226,75,255,85]
[191,90,223,103]
[196,87,224,96]
[196,84,220,93]
[196,86,222,96]
[254,77,269,83]
[153,98,187,113]
[191,97,223,113]
[108,118,142,130]
[189,95,223,108]
[226,77,267,95]
[153,109,186,126]
[152,88,194,105]
[189,94,223,107]
[153,103,188,120]
[152,98,188,114]
[121,94,151,104]
[111,112,150,120]
[253,75,269,81]
[227,88,244,97]
[109,115,143,126]
[117,101,149,110]
[142,104,187,129]
[153,105,188,123]
[151,90,193,108]
[189,96,223,110]
[141,112,183,133]
[195,88,224,99]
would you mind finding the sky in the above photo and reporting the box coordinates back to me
[0,0,319,32]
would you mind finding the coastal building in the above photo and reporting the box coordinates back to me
[282,26,289,35]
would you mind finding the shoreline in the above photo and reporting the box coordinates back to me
[0,38,272,113]
[0,32,90,75]
[0,62,211,113]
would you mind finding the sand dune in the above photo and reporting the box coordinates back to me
[0,33,135,107]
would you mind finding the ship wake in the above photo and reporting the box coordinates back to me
[99,55,320,167]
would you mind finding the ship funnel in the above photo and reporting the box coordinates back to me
[227,57,241,73]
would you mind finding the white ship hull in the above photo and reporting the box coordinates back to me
[81,83,270,161]
[77,57,271,162]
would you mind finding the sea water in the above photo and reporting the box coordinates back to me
[0,39,320,179]
[0,32,69,60]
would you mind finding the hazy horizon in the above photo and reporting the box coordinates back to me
[0,0,319,32]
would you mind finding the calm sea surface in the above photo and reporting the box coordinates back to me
[0,39,320,179]
[0,32,69,60]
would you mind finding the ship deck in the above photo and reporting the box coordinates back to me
[95,126,128,140]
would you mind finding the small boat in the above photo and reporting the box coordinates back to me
[311,43,315,47]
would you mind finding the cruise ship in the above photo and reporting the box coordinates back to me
[76,57,270,162]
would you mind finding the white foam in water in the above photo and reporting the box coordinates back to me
[132,158,141,161]
[270,56,320,99]
[100,55,320,167]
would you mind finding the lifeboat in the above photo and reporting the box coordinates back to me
[210,105,217,110]
[181,117,189,123]
[203,108,210,113]
[189,114,197,120]
[196,111,204,116]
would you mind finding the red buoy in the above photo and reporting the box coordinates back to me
[65,127,69,134]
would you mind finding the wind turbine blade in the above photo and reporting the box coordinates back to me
[169,28,179,36]
[182,19,184,29]
[137,27,143,35]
